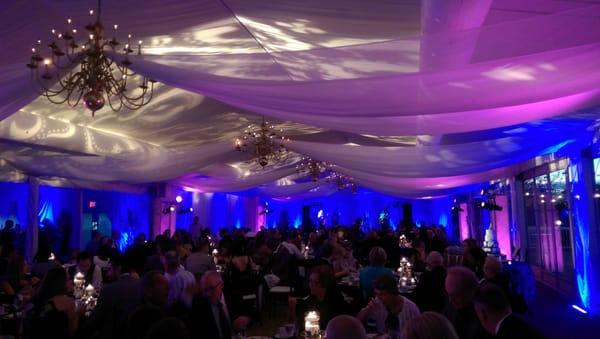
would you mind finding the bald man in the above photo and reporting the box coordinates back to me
[325,315,367,339]
[189,271,250,339]
[414,251,447,312]
[445,267,491,339]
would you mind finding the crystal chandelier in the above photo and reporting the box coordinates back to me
[26,0,156,116]
[296,157,327,182]
[235,117,287,167]
[327,171,357,193]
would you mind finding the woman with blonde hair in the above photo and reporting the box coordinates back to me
[403,312,458,339]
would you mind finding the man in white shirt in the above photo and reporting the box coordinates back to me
[279,238,303,259]
[69,251,103,290]
[164,252,196,308]
[357,274,420,338]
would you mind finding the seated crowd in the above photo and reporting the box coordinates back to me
[0,220,544,339]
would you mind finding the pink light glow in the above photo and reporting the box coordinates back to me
[459,203,469,240]
[256,205,266,230]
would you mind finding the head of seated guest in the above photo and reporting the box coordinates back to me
[141,270,169,308]
[473,282,544,339]
[325,315,367,339]
[359,246,393,300]
[319,243,335,266]
[357,274,420,336]
[444,266,488,339]
[191,270,250,339]
[294,265,348,330]
[462,240,487,279]
[185,238,215,279]
[1,253,29,296]
[482,256,510,291]
[27,267,77,338]
[410,240,427,273]
[426,251,444,270]
[403,311,459,339]
[413,251,447,313]
[69,251,103,288]
[125,271,170,339]
[445,266,478,311]
[200,270,224,304]
[330,244,352,278]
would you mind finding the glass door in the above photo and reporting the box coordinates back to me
[521,161,575,292]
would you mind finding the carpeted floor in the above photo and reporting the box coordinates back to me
[527,283,599,339]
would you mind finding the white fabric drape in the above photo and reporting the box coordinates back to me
[0,0,599,196]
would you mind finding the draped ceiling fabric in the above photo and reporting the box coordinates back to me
[0,0,599,198]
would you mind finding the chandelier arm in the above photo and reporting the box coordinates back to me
[122,94,146,108]
[36,74,69,97]
[104,75,120,95]
[30,71,47,96]
[122,88,149,102]
[67,81,86,107]
[43,90,71,105]
[54,71,76,90]
[122,79,153,102]
[107,93,123,112]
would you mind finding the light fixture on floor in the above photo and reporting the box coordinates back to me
[571,304,588,314]
[26,0,156,116]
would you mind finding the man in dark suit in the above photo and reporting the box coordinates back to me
[444,266,492,339]
[474,282,545,339]
[83,253,142,339]
[189,270,250,339]
[414,251,447,312]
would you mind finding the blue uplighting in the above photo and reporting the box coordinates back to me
[569,157,597,315]
[38,200,54,226]
[118,231,133,252]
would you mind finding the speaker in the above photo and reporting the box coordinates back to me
[149,183,167,198]
[401,203,413,230]
[302,205,315,232]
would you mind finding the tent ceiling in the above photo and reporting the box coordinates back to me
[0,0,599,197]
